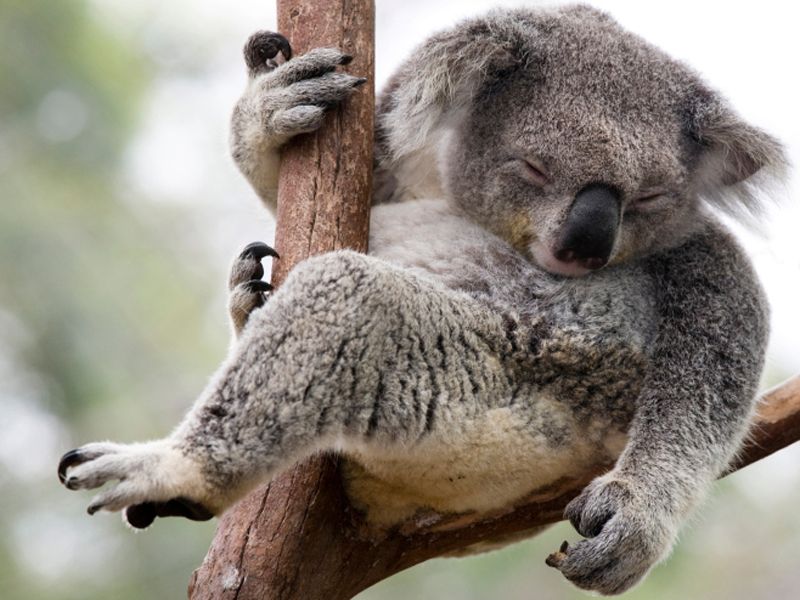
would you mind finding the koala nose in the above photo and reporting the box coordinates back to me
[554,183,621,270]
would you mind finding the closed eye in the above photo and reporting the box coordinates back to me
[635,193,663,203]
[628,191,670,212]
[518,158,550,186]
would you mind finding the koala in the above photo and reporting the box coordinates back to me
[58,5,786,595]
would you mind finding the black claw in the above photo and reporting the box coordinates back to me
[58,449,87,484]
[245,279,273,293]
[240,241,280,261]
[340,54,353,65]
[244,31,292,74]
[353,77,368,87]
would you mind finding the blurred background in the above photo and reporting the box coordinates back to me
[0,0,798,598]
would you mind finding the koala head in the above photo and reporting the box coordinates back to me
[433,5,786,276]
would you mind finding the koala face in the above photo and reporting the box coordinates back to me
[443,7,781,277]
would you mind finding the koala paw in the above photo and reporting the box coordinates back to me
[234,33,366,149]
[546,475,675,595]
[57,441,215,529]
[228,241,279,335]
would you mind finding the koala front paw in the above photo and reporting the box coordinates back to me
[546,475,675,595]
[233,32,366,148]
[228,241,279,335]
[57,441,215,529]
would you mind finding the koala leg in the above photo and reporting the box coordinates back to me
[227,241,279,337]
[59,251,513,528]
[230,32,366,211]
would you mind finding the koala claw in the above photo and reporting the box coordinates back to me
[545,540,570,568]
[546,475,674,595]
[229,241,279,334]
[230,241,279,290]
[244,31,292,76]
[240,241,280,262]
[246,279,273,293]
[58,444,119,485]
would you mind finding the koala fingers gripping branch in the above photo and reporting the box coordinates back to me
[58,4,800,598]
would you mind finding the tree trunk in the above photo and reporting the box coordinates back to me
[187,2,800,597]
[189,0,374,598]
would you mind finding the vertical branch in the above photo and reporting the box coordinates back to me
[188,1,374,599]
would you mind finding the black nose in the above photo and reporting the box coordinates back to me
[555,183,621,270]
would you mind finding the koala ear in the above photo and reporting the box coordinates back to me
[378,12,530,160]
[686,88,788,221]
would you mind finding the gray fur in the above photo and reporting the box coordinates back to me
[60,5,786,595]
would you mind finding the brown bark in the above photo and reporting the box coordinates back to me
[187,2,800,598]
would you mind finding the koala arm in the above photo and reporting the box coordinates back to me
[553,225,768,594]
[621,226,767,501]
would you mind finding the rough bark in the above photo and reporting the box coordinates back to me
[187,2,800,598]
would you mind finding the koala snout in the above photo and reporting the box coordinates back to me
[554,183,621,271]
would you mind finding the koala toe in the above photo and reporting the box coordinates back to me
[125,498,214,529]
[229,241,278,290]
[551,517,657,595]
[565,477,631,538]
[228,242,279,334]
[267,47,356,88]
[244,31,292,76]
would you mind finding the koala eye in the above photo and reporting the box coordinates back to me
[629,191,668,211]
[518,158,550,186]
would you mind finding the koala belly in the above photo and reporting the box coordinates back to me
[341,396,629,526]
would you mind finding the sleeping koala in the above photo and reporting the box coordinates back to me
[58,5,786,595]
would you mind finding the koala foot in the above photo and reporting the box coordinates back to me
[228,241,279,335]
[546,474,675,595]
[57,441,215,529]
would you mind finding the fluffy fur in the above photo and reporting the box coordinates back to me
[59,5,786,595]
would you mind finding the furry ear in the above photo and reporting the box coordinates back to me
[378,12,531,160]
[686,88,788,222]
